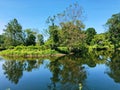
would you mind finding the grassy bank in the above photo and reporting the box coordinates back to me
[0,46,68,58]
[88,44,114,52]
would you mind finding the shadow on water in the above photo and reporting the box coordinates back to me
[1,50,120,89]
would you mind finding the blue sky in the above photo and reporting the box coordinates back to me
[0,0,120,34]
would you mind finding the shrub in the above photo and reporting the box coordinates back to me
[57,47,70,54]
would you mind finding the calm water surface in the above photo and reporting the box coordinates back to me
[0,51,120,90]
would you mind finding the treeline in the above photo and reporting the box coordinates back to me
[0,3,120,53]
[0,18,44,49]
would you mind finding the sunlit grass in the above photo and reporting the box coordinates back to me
[0,45,68,58]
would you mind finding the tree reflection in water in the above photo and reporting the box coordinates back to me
[47,56,87,90]
[106,51,120,83]
[46,50,115,90]
[2,59,43,84]
[3,60,23,84]
[2,50,120,89]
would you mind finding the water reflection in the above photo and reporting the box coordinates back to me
[1,50,120,90]
[2,60,43,84]
[47,56,87,90]
[106,51,120,83]
[3,60,23,84]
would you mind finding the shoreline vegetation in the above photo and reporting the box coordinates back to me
[0,45,114,58]
[0,46,68,58]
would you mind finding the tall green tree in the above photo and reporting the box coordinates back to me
[46,2,86,52]
[0,34,4,46]
[59,22,86,52]
[86,27,96,45]
[46,16,60,47]
[58,3,86,52]
[36,34,44,45]
[3,18,24,47]
[48,25,60,47]
[24,29,36,46]
[106,13,120,49]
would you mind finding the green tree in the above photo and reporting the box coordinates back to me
[36,34,44,45]
[0,35,4,44]
[46,2,86,53]
[59,22,86,52]
[106,13,120,49]
[48,25,60,47]
[26,34,36,46]
[46,15,60,47]
[0,34,5,49]
[90,33,113,51]
[86,27,96,45]
[25,29,36,46]
[58,3,86,52]
[3,18,24,47]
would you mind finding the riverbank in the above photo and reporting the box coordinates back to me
[0,45,68,58]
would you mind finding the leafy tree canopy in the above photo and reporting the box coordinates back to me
[106,13,120,49]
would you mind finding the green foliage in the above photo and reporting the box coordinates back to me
[0,45,61,57]
[0,34,6,50]
[48,25,60,46]
[59,22,86,52]
[24,29,36,46]
[91,34,111,46]
[57,47,70,54]
[106,13,120,49]
[8,46,14,49]
[3,18,24,47]
[58,47,69,52]
[1,4,119,56]
[0,34,4,45]
[89,33,114,51]
[36,34,44,45]
[86,27,96,45]
[26,34,36,46]
[70,43,88,54]
[46,2,86,53]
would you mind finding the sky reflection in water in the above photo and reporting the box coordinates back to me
[0,51,120,90]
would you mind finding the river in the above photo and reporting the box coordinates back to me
[0,50,120,90]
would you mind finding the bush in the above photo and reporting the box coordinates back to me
[0,45,61,57]
[57,47,70,54]
[8,46,14,49]
[14,46,25,50]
